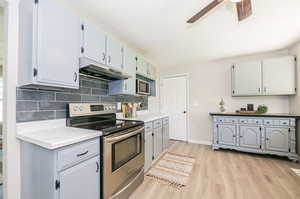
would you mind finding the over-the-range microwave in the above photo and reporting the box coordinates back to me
[136,79,150,95]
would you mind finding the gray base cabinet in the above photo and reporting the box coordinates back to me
[212,116,298,161]
[21,138,101,199]
[144,117,169,172]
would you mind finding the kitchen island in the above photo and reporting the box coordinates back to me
[209,112,299,161]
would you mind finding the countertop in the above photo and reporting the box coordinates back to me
[209,112,300,118]
[117,112,169,122]
[16,119,102,150]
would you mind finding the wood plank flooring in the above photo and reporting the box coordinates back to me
[130,141,300,199]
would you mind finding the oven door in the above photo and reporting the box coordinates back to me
[137,79,150,95]
[103,126,145,199]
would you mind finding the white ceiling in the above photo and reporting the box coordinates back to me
[61,0,300,68]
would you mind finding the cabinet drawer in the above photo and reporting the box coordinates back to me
[145,122,153,132]
[153,119,162,128]
[248,119,263,125]
[279,120,289,126]
[239,119,248,124]
[217,117,237,124]
[264,120,273,125]
[163,117,169,125]
[57,138,100,171]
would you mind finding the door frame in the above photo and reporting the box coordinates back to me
[160,73,189,142]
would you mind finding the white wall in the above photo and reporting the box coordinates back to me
[160,50,291,144]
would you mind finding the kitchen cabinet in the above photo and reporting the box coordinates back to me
[144,122,154,172]
[232,56,296,96]
[265,127,289,152]
[81,21,106,65]
[136,56,148,77]
[19,0,80,89]
[148,64,157,80]
[239,125,261,149]
[59,156,100,199]
[262,56,296,95]
[20,138,101,199]
[217,124,237,146]
[211,115,298,161]
[109,48,136,95]
[232,61,262,96]
[106,37,123,72]
[144,117,169,172]
[162,117,169,150]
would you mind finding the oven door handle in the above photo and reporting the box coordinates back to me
[105,127,144,143]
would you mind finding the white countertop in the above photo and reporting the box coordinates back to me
[17,119,102,150]
[117,112,169,123]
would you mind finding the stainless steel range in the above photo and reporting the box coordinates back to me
[67,103,145,199]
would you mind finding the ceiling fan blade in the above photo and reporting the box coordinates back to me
[187,0,225,23]
[236,0,252,21]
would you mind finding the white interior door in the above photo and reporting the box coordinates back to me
[161,75,187,141]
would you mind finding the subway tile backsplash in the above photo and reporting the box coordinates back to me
[16,75,148,122]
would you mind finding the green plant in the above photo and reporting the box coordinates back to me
[256,105,268,114]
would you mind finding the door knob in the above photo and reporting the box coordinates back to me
[183,111,187,114]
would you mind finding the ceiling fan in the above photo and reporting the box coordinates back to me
[187,0,252,23]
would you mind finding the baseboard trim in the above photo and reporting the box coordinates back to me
[188,140,212,146]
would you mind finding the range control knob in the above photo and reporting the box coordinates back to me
[73,106,79,112]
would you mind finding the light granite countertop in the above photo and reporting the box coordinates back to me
[16,119,102,150]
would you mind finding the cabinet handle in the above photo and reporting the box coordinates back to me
[264,87,267,92]
[258,88,261,93]
[240,135,243,138]
[108,55,111,64]
[76,150,88,157]
[233,135,236,138]
[74,72,78,82]
[266,138,270,141]
[96,161,99,173]
[102,53,106,62]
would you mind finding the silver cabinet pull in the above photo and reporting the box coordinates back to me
[74,72,78,82]
[102,53,106,62]
[108,55,111,64]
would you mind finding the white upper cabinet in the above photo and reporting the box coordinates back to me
[262,56,296,95]
[81,22,106,65]
[232,56,296,96]
[109,47,136,95]
[19,0,80,89]
[147,63,157,80]
[106,37,123,72]
[136,56,148,77]
[232,61,262,96]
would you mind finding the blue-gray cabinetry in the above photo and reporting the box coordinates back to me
[212,115,298,161]
[21,138,101,199]
[144,117,169,172]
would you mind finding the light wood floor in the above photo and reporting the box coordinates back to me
[130,141,300,199]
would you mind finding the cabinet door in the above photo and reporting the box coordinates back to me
[265,127,289,152]
[35,0,80,88]
[136,56,147,77]
[218,124,237,146]
[153,128,163,159]
[232,61,262,96]
[262,56,296,95]
[123,48,136,95]
[59,156,100,199]
[106,37,123,72]
[239,125,261,149]
[145,132,153,171]
[148,64,156,80]
[162,124,169,150]
[81,22,106,65]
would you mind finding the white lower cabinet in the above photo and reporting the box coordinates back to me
[265,127,289,152]
[239,125,261,149]
[144,117,169,172]
[212,116,298,161]
[59,156,100,199]
[20,138,101,199]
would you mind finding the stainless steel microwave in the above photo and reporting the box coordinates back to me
[136,79,150,95]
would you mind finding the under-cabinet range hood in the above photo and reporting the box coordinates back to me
[79,57,131,80]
